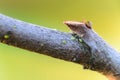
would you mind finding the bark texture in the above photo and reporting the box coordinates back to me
[0,14,120,80]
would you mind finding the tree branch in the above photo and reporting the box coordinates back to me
[0,14,120,80]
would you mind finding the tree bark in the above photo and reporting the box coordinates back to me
[0,14,120,80]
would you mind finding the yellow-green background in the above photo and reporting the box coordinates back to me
[0,0,120,80]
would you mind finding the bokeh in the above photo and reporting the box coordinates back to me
[0,0,120,80]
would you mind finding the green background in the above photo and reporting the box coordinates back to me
[0,0,120,80]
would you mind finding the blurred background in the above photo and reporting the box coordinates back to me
[0,0,120,80]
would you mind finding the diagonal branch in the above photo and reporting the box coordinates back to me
[0,14,120,80]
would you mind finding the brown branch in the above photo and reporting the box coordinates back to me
[0,14,120,80]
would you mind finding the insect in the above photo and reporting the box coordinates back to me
[64,20,94,70]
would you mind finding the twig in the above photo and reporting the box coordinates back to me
[0,14,120,80]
